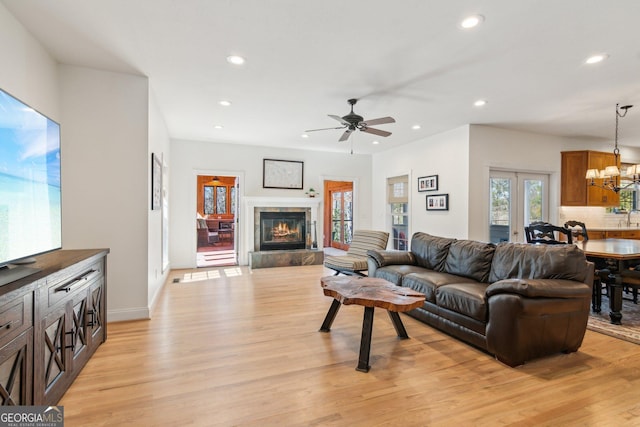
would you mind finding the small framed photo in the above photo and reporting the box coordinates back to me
[426,194,449,211]
[418,175,438,192]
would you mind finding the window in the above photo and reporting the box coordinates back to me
[387,175,409,251]
[203,184,235,215]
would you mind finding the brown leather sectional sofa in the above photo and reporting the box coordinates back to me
[367,232,594,367]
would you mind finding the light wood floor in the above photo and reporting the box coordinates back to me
[60,265,640,426]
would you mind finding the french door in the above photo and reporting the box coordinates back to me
[325,181,353,251]
[489,171,549,243]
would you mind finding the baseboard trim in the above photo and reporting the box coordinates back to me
[107,307,150,322]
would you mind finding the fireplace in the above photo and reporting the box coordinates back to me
[259,212,306,251]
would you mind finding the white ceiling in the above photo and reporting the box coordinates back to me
[3,0,640,154]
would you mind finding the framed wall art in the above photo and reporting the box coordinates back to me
[263,159,304,189]
[426,193,449,211]
[418,175,438,192]
[151,152,162,210]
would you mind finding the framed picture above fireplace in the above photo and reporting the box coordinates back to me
[263,159,304,189]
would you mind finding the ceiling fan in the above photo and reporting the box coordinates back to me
[305,98,395,142]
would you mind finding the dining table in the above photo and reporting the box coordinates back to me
[577,238,640,324]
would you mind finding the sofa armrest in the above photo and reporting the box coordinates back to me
[366,249,416,268]
[486,278,591,299]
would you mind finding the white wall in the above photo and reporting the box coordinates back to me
[170,139,372,268]
[0,3,59,120]
[148,90,171,311]
[371,126,471,240]
[59,65,150,321]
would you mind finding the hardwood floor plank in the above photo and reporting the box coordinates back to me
[59,265,640,426]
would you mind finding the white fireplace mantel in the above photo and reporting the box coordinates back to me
[242,197,323,261]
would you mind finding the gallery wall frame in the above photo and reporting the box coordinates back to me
[263,158,304,189]
[418,175,438,192]
[426,193,449,211]
[151,152,162,210]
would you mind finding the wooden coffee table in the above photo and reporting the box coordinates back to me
[319,276,425,372]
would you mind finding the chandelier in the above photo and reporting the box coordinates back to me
[586,103,635,193]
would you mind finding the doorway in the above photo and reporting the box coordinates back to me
[489,170,549,243]
[323,181,353,250]
[196,174,238,267]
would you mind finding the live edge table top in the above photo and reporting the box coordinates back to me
[320,276,425,312]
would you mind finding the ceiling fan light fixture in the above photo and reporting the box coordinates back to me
[460,14,484,29]
[372,140,380,145]
[226,55,246,65]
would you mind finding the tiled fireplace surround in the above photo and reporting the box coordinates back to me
[245,197,324,268]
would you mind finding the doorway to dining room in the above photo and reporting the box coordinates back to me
[196,174,238,267]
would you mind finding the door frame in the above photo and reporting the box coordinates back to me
[489,170,550,243]
[320,176,359,249]
[192,169,244,266]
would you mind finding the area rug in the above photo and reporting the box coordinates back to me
[587,293,640,345]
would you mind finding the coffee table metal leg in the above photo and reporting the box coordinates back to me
[319,299,341,332]
[357,306,375,372]
[387,311,409,339]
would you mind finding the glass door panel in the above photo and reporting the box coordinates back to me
[489,171,548,243]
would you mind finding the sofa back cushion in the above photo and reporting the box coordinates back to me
[410,232,455,271]
[488,243,588,283]
[444,240,496,283]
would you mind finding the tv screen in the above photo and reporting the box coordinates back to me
[0,88,61,271]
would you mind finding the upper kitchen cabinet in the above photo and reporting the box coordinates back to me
[561,150,620,207]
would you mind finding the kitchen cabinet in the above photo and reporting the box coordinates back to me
[561,150,620,206]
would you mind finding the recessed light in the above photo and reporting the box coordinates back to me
[585,54,608,64]
[226,55,246,65]
[214,125,223,129]
[460,15,484,29]
[301,134,309,139]
[219,100,232,107]
[474,99,487,107]
[412,124,421,130]
[372,140,380,145]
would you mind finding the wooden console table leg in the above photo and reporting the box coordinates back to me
[319,299,341,332]
[387,311,409,339]
[357,306,375,373]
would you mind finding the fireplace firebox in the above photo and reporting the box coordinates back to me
[260,212,306,251]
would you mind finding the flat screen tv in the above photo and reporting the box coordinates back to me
[0,88,61,286]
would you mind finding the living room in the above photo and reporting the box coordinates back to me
[2,1,640,424]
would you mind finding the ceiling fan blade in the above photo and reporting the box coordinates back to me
[361,127,392,137]
[338,129,352,142]
[329,114,350,126]
[305,126,346,132]
[361,116,396,126]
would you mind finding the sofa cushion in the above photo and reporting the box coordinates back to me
[489,243,588,283]
[444,240,495,283]
[436,282,489,322]
[403,271,479,303]
[374,265,426,286]
[410,232,455,271]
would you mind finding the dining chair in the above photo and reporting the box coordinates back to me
[524,223,572,244]
[564,220,589,241]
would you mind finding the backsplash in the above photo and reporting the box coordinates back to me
[558,206,631,228]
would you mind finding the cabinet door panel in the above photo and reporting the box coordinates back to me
[0,329,32,405]
[38,304,68,404]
